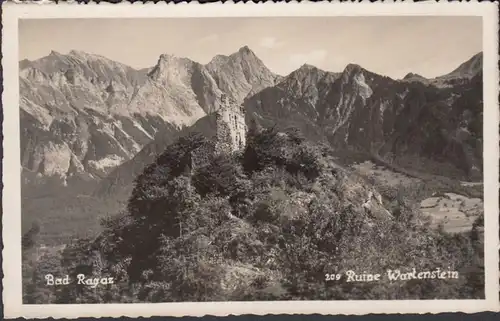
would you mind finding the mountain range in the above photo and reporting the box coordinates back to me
[19,47,483,200]
[19,46,278,184]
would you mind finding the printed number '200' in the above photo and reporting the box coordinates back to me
[325,273,341,281]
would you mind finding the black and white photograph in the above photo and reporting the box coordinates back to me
[2,2,499,318]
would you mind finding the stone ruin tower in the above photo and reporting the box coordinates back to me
[215,94,247,154]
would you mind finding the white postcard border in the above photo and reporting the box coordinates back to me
[2,1,499,318]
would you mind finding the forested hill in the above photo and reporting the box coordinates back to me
[22,127,484,303]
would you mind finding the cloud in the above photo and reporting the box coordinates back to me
[289,49,328,66]
[199,34,219,43]
[259,37,284,49]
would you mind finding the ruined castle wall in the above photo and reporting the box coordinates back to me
[215,104,247,154]
[215,114,234,154]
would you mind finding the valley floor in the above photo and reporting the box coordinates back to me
[352,161,483,234]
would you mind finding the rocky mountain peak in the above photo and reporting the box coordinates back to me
[343,63,363,75]
[402,72,429,84]
[158,53,176,61]
[446,52,483,79]
[413,52,484,88]
[208,46,261,70]
[403,72,426,80]
[231,45,261,63]
[206,46,279,103]
[280,64,341,89]
[148,54,194,82]
[19,58,31,70]
[340,63,366,86]
[284,64,329,85]
[49,50,62,56]
[298,63,318,72]
[238,45,253,55]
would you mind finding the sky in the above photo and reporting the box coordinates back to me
[19,16,482,79]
